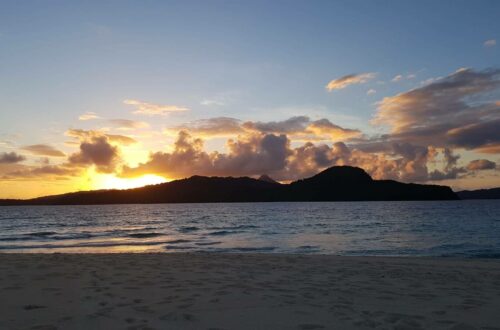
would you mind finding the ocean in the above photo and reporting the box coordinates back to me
[1,200,499,257]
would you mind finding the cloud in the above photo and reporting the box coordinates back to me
[392,75,403,82]
[0,152,25,164]
[166,116,362,142]
[373,68,500,152]
[3,132,125,179]
[325,73,376,91]
[428,148,466,181]
[124,99,188,116]
[66,129,137,146]
[367,89,376,95]
[242,116,310,134]
[484,39,496,47]
[120,130,465,183]
[108,119,150,130]
[21,144,66,157]
[105,134,137,146]
[78,112,100,121]
[167,117,244,137]
[305,119,362,141]
[68,136,121,173]
[466,159,497,171]
[121,131,290,179]
[242,116,362,141]
[1,164,81,180]
[200,98,226,106]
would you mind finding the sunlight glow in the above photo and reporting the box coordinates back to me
[93,174,168,190]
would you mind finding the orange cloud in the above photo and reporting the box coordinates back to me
[66,129,137,146]
[124,99,188,116]
[326,73,376,91]
[78,112,100,121]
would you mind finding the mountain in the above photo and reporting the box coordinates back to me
[456,187,500,199]
[258,174,278,184]
[0,166,458,205]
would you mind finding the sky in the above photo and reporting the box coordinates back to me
[0,0,499,198]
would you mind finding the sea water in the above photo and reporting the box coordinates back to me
[1,200,499,257]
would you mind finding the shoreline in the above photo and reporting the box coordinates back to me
[1,253,499,329]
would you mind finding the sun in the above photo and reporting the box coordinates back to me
[93,174,168,190]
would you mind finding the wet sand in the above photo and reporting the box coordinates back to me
[1,253,499,329]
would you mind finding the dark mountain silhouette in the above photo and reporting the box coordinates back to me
[258,174,278,184]
[456,187,500,199]
[0,166,458,206]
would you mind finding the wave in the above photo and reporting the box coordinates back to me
[127,233,165,238]
[207,225,259,230]
[209,246,276,252]
[26,231,57,237]
[178,226,199,233]
[165,239,191,244]
[208,230,242,236]
[164,245,195,250]
[195,241,222,246]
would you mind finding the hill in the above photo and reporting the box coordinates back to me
[0,166,458,205]
[456,187,500,199]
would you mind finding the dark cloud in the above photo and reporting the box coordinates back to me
[374,68,500,152]
[466,159,497,171]
[0,152,25,164]
[68,136,120,173]
[21,144,66,157]
[168,117,244,137]
[242,116,310,134]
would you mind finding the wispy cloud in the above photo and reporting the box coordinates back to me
[21,144,65,157]
[200,98,226,106]
[66,129,137,146]
[124,99,189,116]
[78,112,100,121]
[484,39,496,48]
[366,89,376,95]
[108,119,150,130]
[326,73,376,91]
[392,75,403,82]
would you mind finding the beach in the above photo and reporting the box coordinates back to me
[0,254,499,329]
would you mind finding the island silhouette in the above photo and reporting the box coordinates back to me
[0,166,460,205]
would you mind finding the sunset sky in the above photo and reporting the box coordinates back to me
[1,0,499,198]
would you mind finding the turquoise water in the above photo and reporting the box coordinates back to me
[0,201,499,257]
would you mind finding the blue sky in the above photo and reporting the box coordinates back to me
[0,1,499,197]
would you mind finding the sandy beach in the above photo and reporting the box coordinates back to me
[0,254,499,330]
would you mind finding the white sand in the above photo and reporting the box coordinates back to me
[1,253,499,329]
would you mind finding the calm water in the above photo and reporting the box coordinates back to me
[0,201,499,257]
